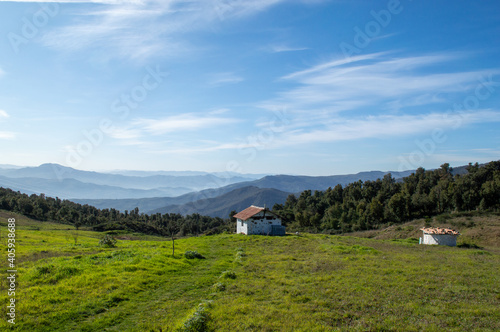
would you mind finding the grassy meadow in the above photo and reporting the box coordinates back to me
[1,210,499,331]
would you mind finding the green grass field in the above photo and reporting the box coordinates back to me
[1,211,499,331]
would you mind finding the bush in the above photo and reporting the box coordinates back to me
[220,270,236,279]
[184,250,205,259]
[457,242,482,249]
[178,301,213,332]
[213,282,226,292]
[99,234,117,248]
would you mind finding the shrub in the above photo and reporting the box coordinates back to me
[178,301,213,332]
[213,282,226,292]
[35,265,54,276]
[220,270,236,279]
[457,242,482,249]
[184,251,205,259]
[99,234,117,248]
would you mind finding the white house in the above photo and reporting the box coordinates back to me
[234,205,285,236]
[420,227,460,246]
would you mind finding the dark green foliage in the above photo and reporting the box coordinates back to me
[457,242,482,249]
[1,160,499,237]
[0,187,231,236]
[178,302,212,332]
[219,271,236,279]
[212,282,226,292]
[184,250,205,259]
[99,234,117,248]
[273,161,500,233]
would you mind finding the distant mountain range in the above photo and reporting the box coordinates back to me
[0,163,258,199]
[149,186,292,218]
[68,170,419,215]
[0,162,476,218]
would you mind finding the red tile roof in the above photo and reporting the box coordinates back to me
[420,227,460,235]
[233,206,265,221]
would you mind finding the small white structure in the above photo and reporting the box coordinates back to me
[420,227,460,246]
[234,205,285,236]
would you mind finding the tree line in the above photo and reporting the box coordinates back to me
[1,161,499,236]
[272,161,500,233]
[0,189,230,236]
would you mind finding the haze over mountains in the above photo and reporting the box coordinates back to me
[0,163,257,199]
[0,163,435,218]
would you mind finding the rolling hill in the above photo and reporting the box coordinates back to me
[0,210,498,331]
[150,186,292,218]
[74,170,417,213]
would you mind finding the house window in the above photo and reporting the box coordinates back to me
[241,220,244,227]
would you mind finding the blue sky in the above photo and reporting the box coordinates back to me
[0,0,499,176]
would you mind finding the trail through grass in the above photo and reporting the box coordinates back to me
[1,211,499,331]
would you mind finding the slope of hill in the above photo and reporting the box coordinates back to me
[0,210,498,331]
[72,185,241,212]
[70,168,453,213]
[347,212,500,250]
[150,186,292,218]
[195,170,415,195]
[2,162,479,213]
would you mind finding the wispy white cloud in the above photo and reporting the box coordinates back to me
[107,127,142,140]
[208,108,231,115]
[105,113,239,149]
[150,142,246,155]
[133,113,239,135]
[0,110,14,139]
[267,44,309,53]
[276,110,500,146]
[208,72,244,86]
[0,132,15,140]
[102,112,241,151]
[265,52,500,115]
[34,0,288,60]
[281,52,386,80]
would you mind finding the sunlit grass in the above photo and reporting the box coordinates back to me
[0,211,499,331]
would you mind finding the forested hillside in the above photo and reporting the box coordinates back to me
[1,161,499,236]
[0,188,229,236]
[272,161,500,233]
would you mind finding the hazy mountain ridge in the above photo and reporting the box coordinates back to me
[72,170,418,213]
[149,186,292,218]
[0,162,478,215]
[0,175,175,199]
[0,164,258,199]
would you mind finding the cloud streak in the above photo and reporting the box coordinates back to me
[132,113,239,135]
[106,113,239,148]
[208,72,244,86]
[276,110,500,146]
[274,53,499,113]
[33,0,288,60]
[267,44,309,53]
